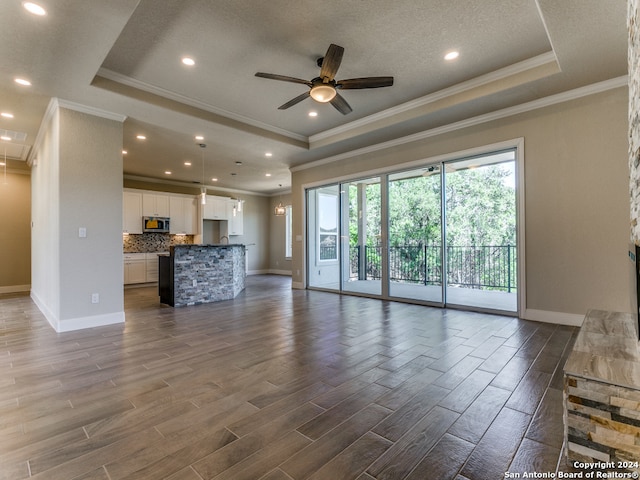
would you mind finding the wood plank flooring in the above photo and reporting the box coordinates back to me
[0,275,577,480]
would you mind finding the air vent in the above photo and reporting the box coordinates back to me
[0,129,27,142]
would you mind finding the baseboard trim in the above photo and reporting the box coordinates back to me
[0,284,30,294]
[292,281,305,289]
[54,311,125,333]
[522,308,584,327]
[30,289,57,331]
[267,269,292,276]
[247,269,269,275]
[31,289,125,332]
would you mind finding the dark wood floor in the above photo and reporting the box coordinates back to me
[0,275,577,480]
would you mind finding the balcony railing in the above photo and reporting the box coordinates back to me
[348,244,517,292]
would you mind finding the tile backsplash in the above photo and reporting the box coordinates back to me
[123,233,194,253]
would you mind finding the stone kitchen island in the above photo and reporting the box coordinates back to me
[159,244,246,307]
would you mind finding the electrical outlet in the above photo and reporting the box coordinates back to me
[192,279,197,287]
[79,227,87,238]
[91,293,99,304]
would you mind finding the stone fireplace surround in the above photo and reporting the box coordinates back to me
[564,311,640,472]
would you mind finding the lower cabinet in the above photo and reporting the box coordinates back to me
[124,253,168,284]
[124,254,146,284]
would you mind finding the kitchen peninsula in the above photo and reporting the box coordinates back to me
[159,244,246,307]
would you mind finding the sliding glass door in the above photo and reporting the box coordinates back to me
[341,177,382,296]
[307,185,340,290]
[388,167,443,304]
[444,152,517,311]
[306,148,519,314]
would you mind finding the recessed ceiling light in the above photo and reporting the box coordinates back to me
[235,161,242,166]
[122,150,127,155]
[231,173,237,176]
[265,173,272,177]
[444,51,459,61]
[1,136,11,141]
[164,171,172,175]
[265,152,272,157]
[14,78,31,86]
[308,111,318,117]
[1,112,14,119]
[195,135,204,141]
[211,177,218,182]
[184,161,192,166]
[23,2,46,16]
[182,57,195,66]
[136,135,146,140]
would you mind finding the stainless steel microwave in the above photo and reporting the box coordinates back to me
[142,216,170,233]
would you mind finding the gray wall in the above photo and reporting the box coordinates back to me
[292,87,631,323]
[31,103,125,331]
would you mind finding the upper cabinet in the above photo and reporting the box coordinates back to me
[123,191,143,234]
[142,193,170,217]
[170,195,198,235]
[203,195,228,220]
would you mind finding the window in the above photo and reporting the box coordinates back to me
[285,205,292,259]
[318,192,338,261]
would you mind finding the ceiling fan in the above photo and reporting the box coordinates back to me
[255,44,394,115]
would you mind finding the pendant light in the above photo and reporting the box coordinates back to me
[199,143,206,205]
[274,184,286,216]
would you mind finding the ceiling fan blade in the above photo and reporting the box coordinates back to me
[319,44,344,81]
[330,92,352,115]
[336,77,394,89]
[255,72,312,86]
[278,91,310,110]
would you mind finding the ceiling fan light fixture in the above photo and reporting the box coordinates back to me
[309,84,336,103]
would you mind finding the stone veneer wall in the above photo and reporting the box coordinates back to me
[564,310,640,472]
[173,245,245,307]
[565,374,640,471]
[123,233,194,253]
[631,0,640,243]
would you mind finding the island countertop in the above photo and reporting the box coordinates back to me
[160,244,246,307]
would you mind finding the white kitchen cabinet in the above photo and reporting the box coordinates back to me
[145,252,165,282]
[203,195,228,220]
[170,195,198,234]
[226,200,244,236]
[123,191,143,234]
[142,193,170,217]
[123,253,147,284]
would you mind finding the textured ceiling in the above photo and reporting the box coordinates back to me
[0,0,628,194]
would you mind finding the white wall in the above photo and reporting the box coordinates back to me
[31,106,60,322]
[31,100,125,332]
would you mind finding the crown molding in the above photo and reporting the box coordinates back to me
[292,75,627,173]
[56,98,128,123]
[29,98,127,165]
[97,68,307,144]
[309,52,559,145]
